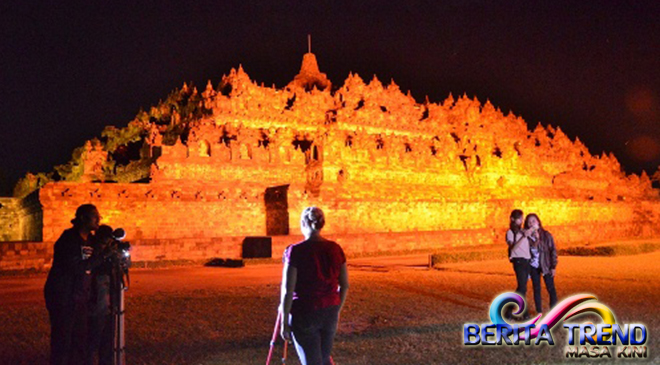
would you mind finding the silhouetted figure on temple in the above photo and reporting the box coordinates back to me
[279,207,349,365]
[44,204,103,365]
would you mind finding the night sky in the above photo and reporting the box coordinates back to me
[1,1,658,195]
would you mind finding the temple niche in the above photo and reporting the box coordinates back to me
[2,50,660,267]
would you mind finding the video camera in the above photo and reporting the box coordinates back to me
[97,225,132,271]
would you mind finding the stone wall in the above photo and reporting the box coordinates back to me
[0,179,657,271]
[0,241,52,271]
[1,219,648,272]
[0,192,42,242]
[39,182,269,243]
[0,198,19,241]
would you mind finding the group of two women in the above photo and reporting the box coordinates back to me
[506,209,558,317]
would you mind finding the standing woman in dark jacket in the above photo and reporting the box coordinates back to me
[524,213,558,315]
[280,207,349,365]
[44,204,102,365]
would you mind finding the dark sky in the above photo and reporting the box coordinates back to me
[1,0,659,195]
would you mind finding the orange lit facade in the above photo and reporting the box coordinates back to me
[1,53,659,270]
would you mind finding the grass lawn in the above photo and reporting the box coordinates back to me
[0,251,658,364]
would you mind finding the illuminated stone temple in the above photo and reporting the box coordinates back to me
[1,52,659,269]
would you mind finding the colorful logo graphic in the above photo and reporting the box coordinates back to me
[464,293,648,359]
[489,293,616,340]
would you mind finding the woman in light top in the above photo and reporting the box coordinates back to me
[525,213,558,315]
[505,209,532,318]
[280,207,349,365]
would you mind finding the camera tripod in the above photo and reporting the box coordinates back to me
[110,256,129,365]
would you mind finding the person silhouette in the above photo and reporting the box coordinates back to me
[279,207,349,365]
[44,204,103,365]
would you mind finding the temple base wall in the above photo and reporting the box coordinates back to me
[1,181,659,271]
[0,221,652,271]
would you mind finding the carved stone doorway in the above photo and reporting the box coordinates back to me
[265,185,289,236]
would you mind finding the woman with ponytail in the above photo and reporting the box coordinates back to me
[279,207,349,365]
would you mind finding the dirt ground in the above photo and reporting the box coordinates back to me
[0,252,658,364]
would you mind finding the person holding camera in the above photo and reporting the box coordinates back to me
[44,204,104,365]
[279,207,349,365]
[505,209,531,319]
[524,213,558,315]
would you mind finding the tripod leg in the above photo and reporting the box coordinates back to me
[112,269,119,365]
[117,285,125,365]
[111,265,127,365]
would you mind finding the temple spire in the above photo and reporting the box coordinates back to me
[287,36,332,91]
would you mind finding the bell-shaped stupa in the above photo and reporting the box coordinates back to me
[287,37,332,91]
